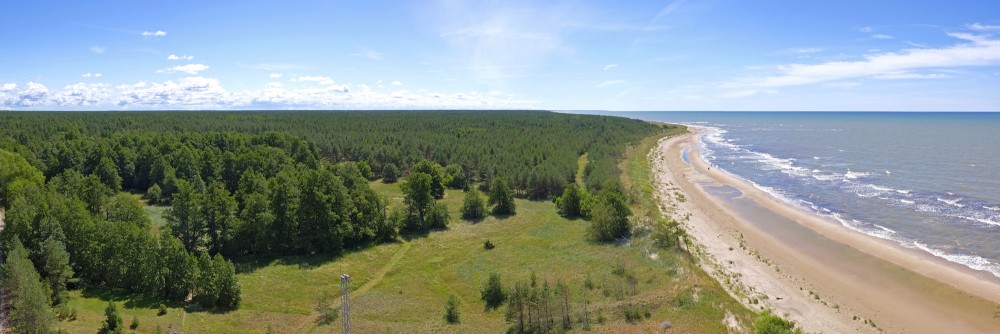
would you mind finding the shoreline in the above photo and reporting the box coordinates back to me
[653,128,1000,333]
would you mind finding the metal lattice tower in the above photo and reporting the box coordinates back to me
[341,274,351,334]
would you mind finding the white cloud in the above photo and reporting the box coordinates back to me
[596,80,625,88]
[603,63,619,71]
[871,34,894,40]
[825,82,861,89]
[292,76,336,85]
[788,47,822,54]
[968,23,1000,31]
[142,30,167,37]
[872,72,952,80]
[90,46,107,54]
[350,48,383,60]
[858,26,874,33]
[157,64,210,75]
[1,83,17,91]
[391,81,402,86]
[653,0,686,23]
[723,31,1000,91]
[167,54,194,61]
[269,73,283,78]
[81,73,103,78]
[1,77,535,110]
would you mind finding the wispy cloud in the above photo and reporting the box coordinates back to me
[391,81,402,86]
[603,63,619,71]
[157,64,210,75]
[81,73,102,78]
[167,54,194,61]
[89,46,106,54]
[292,75,336,85]
[653,0,686,23]
[871,34,894,40]
[242,63,303,71]
[350,48,383,60]
[269,73,283,78]
[142,30,167,37]
[968,23,1000,31]
[597,80,625,88]
[722,31,1000,92]
[858,26,874,33]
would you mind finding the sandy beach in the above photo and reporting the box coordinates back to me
[653,128,1000,333]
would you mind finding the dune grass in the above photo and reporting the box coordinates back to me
[56,128,753,333]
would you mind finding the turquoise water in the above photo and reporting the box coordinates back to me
[614,112,1000,278]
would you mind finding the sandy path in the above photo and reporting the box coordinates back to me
[653,129,1000,333]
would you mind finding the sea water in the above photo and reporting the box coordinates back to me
[613,112,1000,279]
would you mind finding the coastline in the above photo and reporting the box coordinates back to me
[653,128,1000,333]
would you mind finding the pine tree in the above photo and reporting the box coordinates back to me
[461,188,486,220]
[2,238,55,334]
[488,177,516,215]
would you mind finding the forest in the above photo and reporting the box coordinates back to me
[0,110,671,333]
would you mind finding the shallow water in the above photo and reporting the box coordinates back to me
[612,112,1000,278]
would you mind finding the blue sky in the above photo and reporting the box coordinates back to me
[2,0,999,111]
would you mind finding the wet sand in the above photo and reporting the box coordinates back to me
[653,129,1000,333]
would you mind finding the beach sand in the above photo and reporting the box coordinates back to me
[653,128,1000,333]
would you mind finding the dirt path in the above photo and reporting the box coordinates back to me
[288,240,413,333]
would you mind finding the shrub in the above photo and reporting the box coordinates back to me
[461,189,487,220]
[754,311,802,334]
[481,272,505,309]
[444,294,460,324]
[483,240,495,250]
[157,303,167,316]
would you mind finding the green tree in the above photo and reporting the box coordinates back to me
[481,272,505,310]
[461,188,487,220]
[2,238,56,334]
[444,294,460,324]
[167,180,205,252]
[103,301,123,334]
[488,177,516,215]
[202,181,237,255]
[145,183,163,204]
[41,236,75,305]
[413,160,445,199]
[382,163,400,183]
[401,172,433,230]
[95,156,122,191]
[194,252,221,307]
[588,190,632,242]
[427,202,450,229]
[215,254,242,308]
[159,236,198,302]
[0,148,44,208]
[356,160,374,180]
[444,164,467,189]
[555,184,585,218]
[105,192,151,228]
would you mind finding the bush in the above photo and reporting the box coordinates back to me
[382,163,400,183]
[130,316,139,330]
[483,240,495,250]
[488,177,516,215]
[157,303,167,316]
[444,294,460,324]
[103,302,123,334]
[427,202,450,229]
[461,189,487,220]
[315,294,339,325]
[145,184,163,204]
[754,311,802,334]
[588,190,632,242]
[481,272,506,309]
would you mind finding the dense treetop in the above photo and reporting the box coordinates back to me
[0,110,664,198]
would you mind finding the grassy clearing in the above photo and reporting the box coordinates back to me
[56,128,753,333]
[576,152,589,187]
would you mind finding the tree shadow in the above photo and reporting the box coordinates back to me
[233,251,346,274]
[79,286,181,311]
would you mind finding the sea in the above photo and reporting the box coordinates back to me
[611,112,1000,279]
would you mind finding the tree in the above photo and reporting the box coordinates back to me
[95,156,123,191]
[401,172,433,230]
[461,189,487,220]
[103,301,124,334]
[2,238,55,334]
[194,252,221,307]
[488,177,516,215]
[105,192,151,228]
[413,160,445,199]
[481,272,505,310]
[426,202,450,229]
[145,183,163,205]
[41,236,75,305]
[382,163,400,183]
[444,164,467,189]
[202,181,237,254]
[555,184,584,218]
[444,294,460,324]
[356,160,374,180]
[0,148,44,208]
[167,180,206,252]
[215,254,242,308]
[588,190,632,242]
[159,236,198,302]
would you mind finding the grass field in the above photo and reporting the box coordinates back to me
[56,128,754,333]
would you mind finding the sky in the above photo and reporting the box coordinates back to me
[2,0,1000,111]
